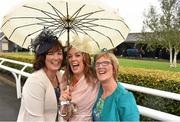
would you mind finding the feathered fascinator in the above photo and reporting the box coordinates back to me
[31,29,58,55]
[71,35,99,54]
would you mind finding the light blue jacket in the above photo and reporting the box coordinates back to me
[92,82,140,121]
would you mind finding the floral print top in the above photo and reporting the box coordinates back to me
[92,98,104,121]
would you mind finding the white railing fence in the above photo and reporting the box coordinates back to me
[0,58,32,98]
[0,57,179,121]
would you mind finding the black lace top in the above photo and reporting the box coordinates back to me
[54,77,60,121]
[54,81,60,103]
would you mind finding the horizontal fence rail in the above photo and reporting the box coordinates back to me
[0,57,179,121]
[0,58,32,98]
[121,83,180,101]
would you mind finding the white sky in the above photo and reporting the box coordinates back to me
[0,0,160,33]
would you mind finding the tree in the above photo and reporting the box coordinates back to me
[142,0,180,68]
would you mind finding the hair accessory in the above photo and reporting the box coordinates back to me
[101,48,108,52]
[30,28,58,55]
[71,35,99,54]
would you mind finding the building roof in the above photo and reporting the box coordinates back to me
[125,33,142,42]
[0,32,4,39]
[0,32,8,42]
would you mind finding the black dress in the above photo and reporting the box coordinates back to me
[54,78,60,121]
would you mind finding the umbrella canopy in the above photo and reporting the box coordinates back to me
[1,0,129,54]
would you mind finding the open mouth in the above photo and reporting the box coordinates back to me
[51,61,60,65]
[71,63,80,70]
[97,68,107,75]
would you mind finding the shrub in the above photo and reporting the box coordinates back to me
[0,52,34,63]
[118,67,180,121]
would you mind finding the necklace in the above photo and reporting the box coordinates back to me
[44,69,58,88]
[50,76,59,88]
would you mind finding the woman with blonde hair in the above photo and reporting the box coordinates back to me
[60,46,99,121]
[92,51,139,121]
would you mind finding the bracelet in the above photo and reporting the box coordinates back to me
[60,100,70,106]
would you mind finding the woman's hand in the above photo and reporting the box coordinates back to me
[60,86,71,101]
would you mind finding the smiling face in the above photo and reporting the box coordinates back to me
[68,48,85,78]
[95,56,114,82]
[45,48,63,72]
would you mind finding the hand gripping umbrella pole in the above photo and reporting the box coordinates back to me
[58,3,76,120]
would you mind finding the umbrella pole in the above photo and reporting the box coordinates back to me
[66,29,70,86]
[66,1,71,86]
[58,3,72,119]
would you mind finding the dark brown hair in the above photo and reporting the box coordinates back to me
[33,41,65,71]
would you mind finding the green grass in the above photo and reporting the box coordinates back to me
[119,58,180,72]
[1,52,180,72]
[9,52,34,57]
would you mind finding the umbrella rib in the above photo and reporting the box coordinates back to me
[68,26,79,36]
[22,28,44,46]
[35,17,66,28]
[49,23,65,34]
[77,18,129,30]
[48,20,67,39]
[25,17,64,27]
[63,4,104,28]
[76,21,127,40]
[23,5,61,24]
[47,2,66,22]
[73,10,104,25]
[75,24,115,47]
[8,22,54,39]
[2,16,65,30]
[57,29,66,39]
[69,4,86,25]
[75,10,104,19]
[12,16,67,40]
[49,2,86,33]
[23,5,57,17]
[70,26,100,49]
[70,4,85,18]
[85,18,129,28]
[55,25,67,38]
[1,17,53,28]
[64,4,104,30]
[8,22,63,46]
[1,17,28,27]
[22,25,57,46]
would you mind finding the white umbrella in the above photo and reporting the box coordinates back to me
[1,0,130,118]
[1,0,129,54]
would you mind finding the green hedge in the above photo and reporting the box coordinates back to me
[0,53,34,73]
[0,53,34,64]
[119,73,180,121]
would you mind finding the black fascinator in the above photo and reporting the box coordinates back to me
[31,29,58,56]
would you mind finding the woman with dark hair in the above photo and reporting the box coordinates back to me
[17,29,65,122]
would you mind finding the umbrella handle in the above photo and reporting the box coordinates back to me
[58,85,71,117]
[58,100,77,120]
[58,100,70,117]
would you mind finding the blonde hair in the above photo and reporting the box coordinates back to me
[95,52,119,81]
